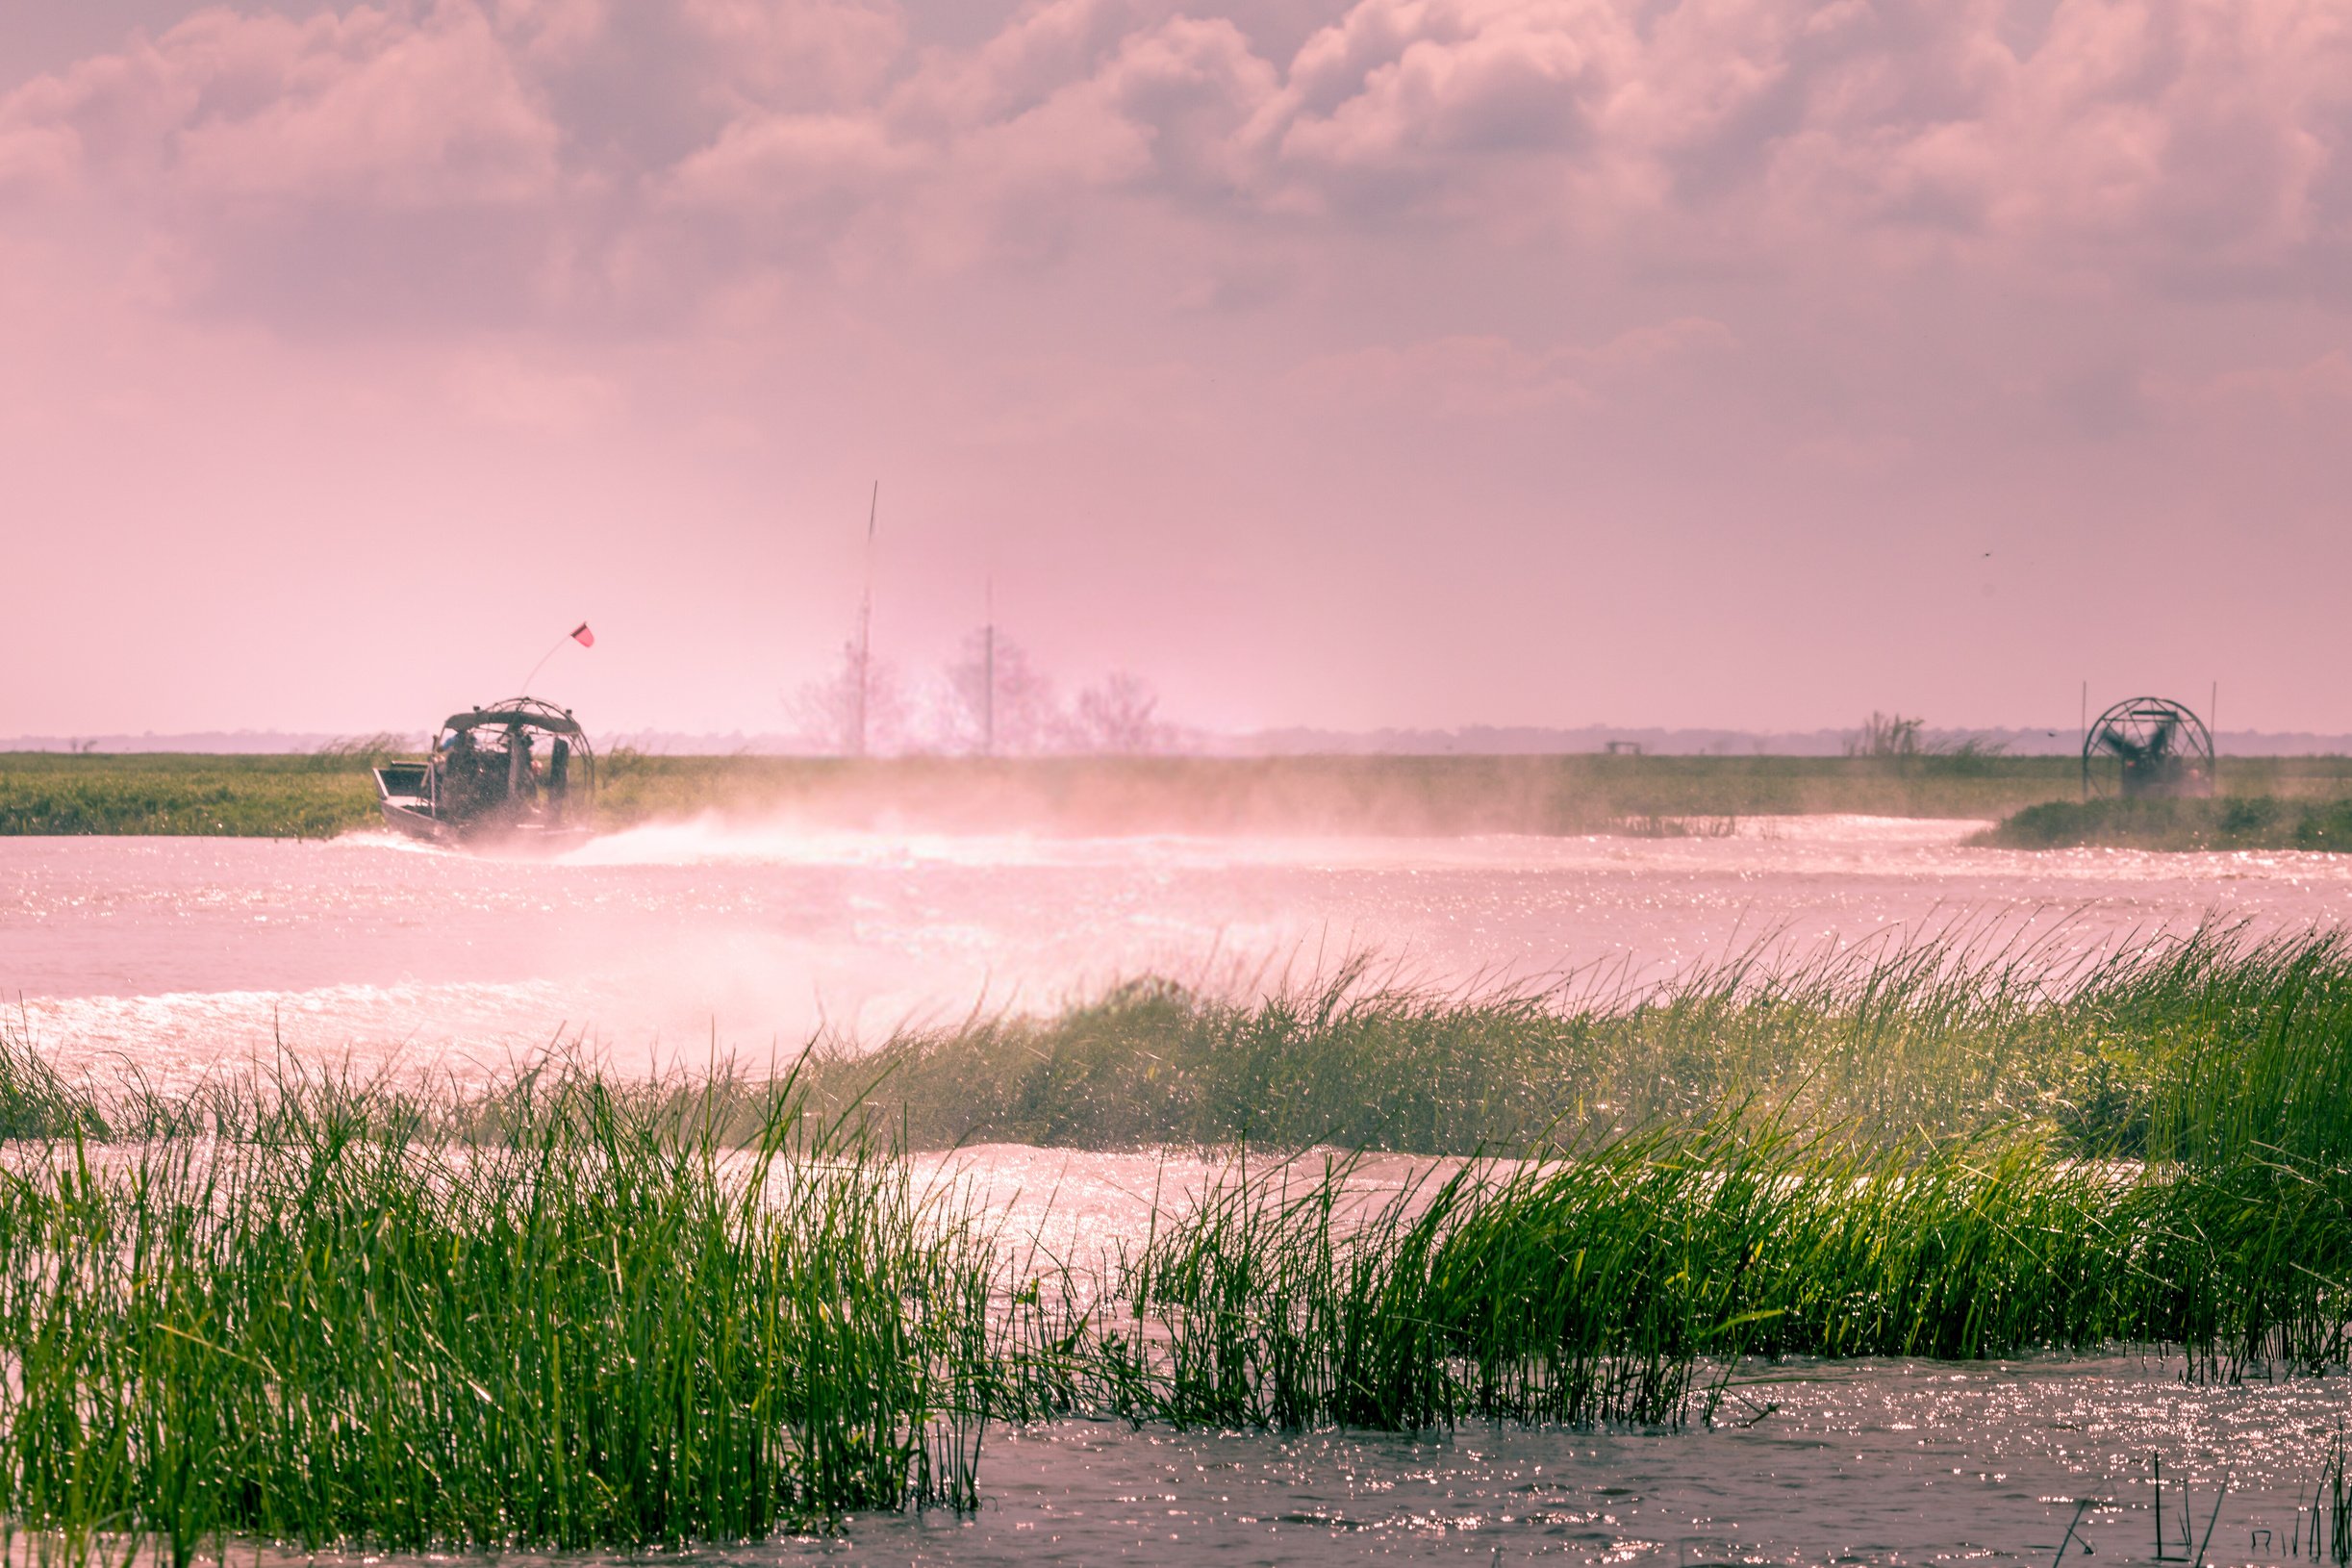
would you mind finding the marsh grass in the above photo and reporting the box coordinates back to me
[0,1018,98,1140]
[0,755,376,837]
[32,750,2352,840]
[14,928,2352,1547]
[836,924,2352,1433]
[14,749,2352,840]
[832,925,2352,1431]
[779,923,2352,1160]
[1090,1118,2352,1433]
[1984,795,2352,852]
[0,1062,996,1562]
[585,752,2121,834]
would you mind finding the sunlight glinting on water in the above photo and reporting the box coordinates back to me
[12,819,2352,1563]
[7,818,2351,1086]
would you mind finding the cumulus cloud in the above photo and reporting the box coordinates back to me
[10,1,2352,741]
[3,0,2351,326]
[1262,0,1629,211]
[4,4,560,205]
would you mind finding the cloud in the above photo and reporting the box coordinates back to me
[1664,0,2352,290]
[1263,0,1629,211]
[10,7,2352,742]
[2149,348,2352,423]
[1287,316,1732,417]
[5,4,561,206]
[4,0,2352,333]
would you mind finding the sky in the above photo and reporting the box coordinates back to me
[3,0,2349,739]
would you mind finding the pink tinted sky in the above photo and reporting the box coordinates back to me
[2,0,2349,738]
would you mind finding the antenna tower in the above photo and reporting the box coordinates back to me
[853,482,876,758]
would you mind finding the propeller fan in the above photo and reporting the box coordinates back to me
[2082,697,2212,798]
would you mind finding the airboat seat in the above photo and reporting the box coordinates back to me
[374,762,430,805]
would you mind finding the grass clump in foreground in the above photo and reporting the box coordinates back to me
[1983,794,2352,851]
[0,1065,995,1562]
[18,928,2352,1552]
[1101,1113,2352,1436]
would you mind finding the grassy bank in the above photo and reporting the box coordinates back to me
[12,749,2352,842]
[14,932,2352,1552]
[0,752,377,836]
[1982,794,2352,851]
[594,751,2108,832]
[20,749,2352,838]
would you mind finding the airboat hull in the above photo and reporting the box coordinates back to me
[378,797,594,852]
[380,798,458,844]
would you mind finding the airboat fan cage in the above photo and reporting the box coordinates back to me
[433,695,596,788]
[2082,696,2213,799]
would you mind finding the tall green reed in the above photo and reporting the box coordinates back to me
[786,923,2352,1161]
[13,920,2352,1546]
[1100,1110,2352,1434]
[0,1064,995,1562]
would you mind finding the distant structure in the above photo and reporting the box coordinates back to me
[2082,696,2213,799]
[851,483,877,759]
[1604,740,1643,756]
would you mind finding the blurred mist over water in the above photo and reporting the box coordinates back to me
[7,817,2348,1085]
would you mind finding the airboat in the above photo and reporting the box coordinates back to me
[373,697,596,847]
[2083,696,2213,799]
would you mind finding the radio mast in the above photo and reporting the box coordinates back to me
[853,482,876,758]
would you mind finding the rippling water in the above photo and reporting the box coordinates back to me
[8,816,2351,1082]
[755,1358,2349,1565]
[10,818,2352,1562]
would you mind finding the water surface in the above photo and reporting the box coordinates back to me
[7,816,2346,1081]
[9,819,2352,1564]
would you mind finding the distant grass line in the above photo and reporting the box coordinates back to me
[13,749,2352,842]
[0,753,377,836]
[1982,794,2352,851]
[593,751,2106,834]
[16,931,2352,1552]
[23,749,2352,839]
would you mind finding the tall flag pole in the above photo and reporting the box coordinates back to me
[853,483,877,758]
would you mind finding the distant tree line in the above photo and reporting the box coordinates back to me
[790,630,1176,757]
[1843,712,2009,763]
